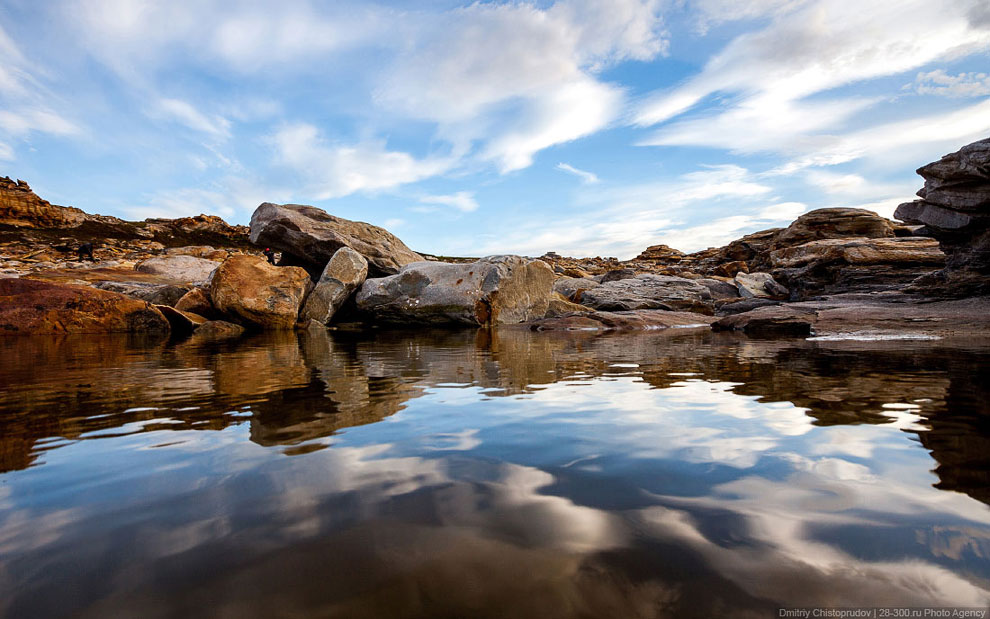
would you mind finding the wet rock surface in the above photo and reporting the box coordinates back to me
[0,278,170,335]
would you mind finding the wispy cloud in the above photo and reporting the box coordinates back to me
[150,98,231,138]
[557,162,600,184]
[270,123,454,200]
[419,191,479,212]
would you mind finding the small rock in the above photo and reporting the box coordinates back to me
[191,320,245,342]
[600,268,637,283]
[735,272,788,299]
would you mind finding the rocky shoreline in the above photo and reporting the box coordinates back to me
[2,138,988,341]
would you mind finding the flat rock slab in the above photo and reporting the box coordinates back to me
[0,278,170,335]
[134,255,220,284]
[577,274,714,314]
[527,310,714,332]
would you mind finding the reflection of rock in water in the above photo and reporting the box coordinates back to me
[1,327,988,512]
[915,354,990,506]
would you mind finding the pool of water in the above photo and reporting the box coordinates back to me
[1,328,988,617]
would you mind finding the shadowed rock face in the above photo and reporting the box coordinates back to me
[356,255,554,326]
[894,138,990,297]
[249,203,423,278]
[0,278,170,336]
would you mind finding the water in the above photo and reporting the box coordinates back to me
[1,327,988,618]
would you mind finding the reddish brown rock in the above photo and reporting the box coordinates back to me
[174,288,219,318]
[0,278,169,335]
[0,177,88,228]
[209,255,313,329]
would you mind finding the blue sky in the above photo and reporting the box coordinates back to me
[1,0,989,258]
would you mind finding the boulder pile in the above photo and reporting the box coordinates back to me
[2,137,988,339]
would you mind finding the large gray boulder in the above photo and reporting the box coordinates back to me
[356,255,554,326]
[300,247,368,325]
[249,203,423,277]
[576,274,714,315]
[134,255,219,284]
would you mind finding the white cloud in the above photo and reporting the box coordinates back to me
[378,0,665,172]
[0,141,13,161]
[912,69,990,97]
[270,123,453,200]
[557,162,600,184]
[635,0,990,167]
[419,191,478,213]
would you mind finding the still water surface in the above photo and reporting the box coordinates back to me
[1,328,989,617]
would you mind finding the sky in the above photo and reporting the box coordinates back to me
[1,0,989,259]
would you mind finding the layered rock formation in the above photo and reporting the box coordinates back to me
[249,203,423,277]
[356,256,554,326]
[0,177,88,228]
[894,138,990,296]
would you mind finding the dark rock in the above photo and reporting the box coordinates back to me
[190,320,245,342]
[696,278,740,300]
[94,281,191,306]
[715,297,781,316]
[712,305,815,337]
[894,138,990,297]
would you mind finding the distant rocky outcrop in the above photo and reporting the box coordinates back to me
[356,255,553,326]
[0,177,88,228]
[249,203,423,277]
[894,137,990,296]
